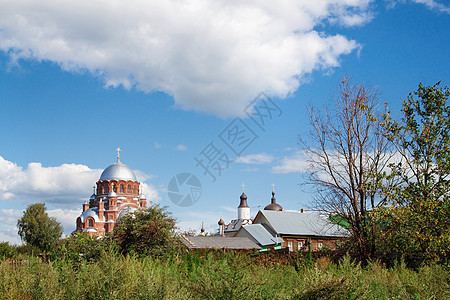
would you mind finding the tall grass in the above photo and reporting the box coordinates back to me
[0,251,448,299]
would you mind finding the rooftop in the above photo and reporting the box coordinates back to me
[179,235,261,250]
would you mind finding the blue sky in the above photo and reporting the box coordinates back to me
[0,0,449,244]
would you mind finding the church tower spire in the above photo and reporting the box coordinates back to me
[237,183,250,220]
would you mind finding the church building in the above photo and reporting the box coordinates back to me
[218,187,349,252]
[75,150,147,237]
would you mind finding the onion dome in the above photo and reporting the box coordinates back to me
[99,161,137,182]
[238,192,249,208]
[89,193,96,201]
[264,191,283,211]
[218,218,225,225]
[139,193,146,200]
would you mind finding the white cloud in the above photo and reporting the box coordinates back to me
[0,156,160,208]
[48,208,81,236]
[0,0,372,117]
[141,183,161,203]
[0,209,22,244]
[387,1,450,13]
[411,0,450,13]
[175,144,188,151]
[0,156,162,243]
[0,208,87,244]
[235,153,274,164]
[154,141,161,149]
[0,156,102,208]
[272,151,311,174]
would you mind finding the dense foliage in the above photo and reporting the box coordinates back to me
[17,203,63,253]
[112,203,178,257]
[0,251,447,299]
[373,82,450,262]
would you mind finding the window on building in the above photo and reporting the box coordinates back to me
[88,219,94,228]
[105,185,109,193]
[120,184,124,193]
[288,241,293,252]
[298,241,303,251]
[127,185,131,193]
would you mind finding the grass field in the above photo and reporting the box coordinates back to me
[1,249,448,300]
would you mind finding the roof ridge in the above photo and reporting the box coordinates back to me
[180,234,196,247]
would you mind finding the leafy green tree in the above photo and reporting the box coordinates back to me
[0,242,16,259]
[113,203,178,257]
[17,203,63,252]
[375,82,450,262]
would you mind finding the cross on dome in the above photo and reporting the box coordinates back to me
[241,182,245,192]
[116,147,121,161]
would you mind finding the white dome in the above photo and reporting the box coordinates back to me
[99,161,137,182]
[117,205,138,219]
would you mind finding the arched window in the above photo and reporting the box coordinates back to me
[105,185,109,193]
[88,219,94,228]
[127,185,131,193]
[120,184,124,193]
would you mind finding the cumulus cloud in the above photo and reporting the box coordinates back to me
[48,208,82,236]
[271,151,311,174]
[235,153,275,164]
[0,0,373,117]
[0,208,84,244]
[0,209,22,244]
[0,156,102,207]
[0,156,160,208]
[0,156,161,243]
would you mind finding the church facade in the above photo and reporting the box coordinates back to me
[76,153,147,237]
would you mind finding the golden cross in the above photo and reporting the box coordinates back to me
[241,182,245,192]
[93,186,95,194]
[116,147,121,160]
[272,184,275,192]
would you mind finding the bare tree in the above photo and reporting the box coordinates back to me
[300,77,393,260]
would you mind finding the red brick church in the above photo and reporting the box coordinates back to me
[76,150,147,236]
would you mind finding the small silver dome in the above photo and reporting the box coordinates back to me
[108,190,117,197]
[99,161,137,182]
[90,193,96,200]
[139,193,146,199]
